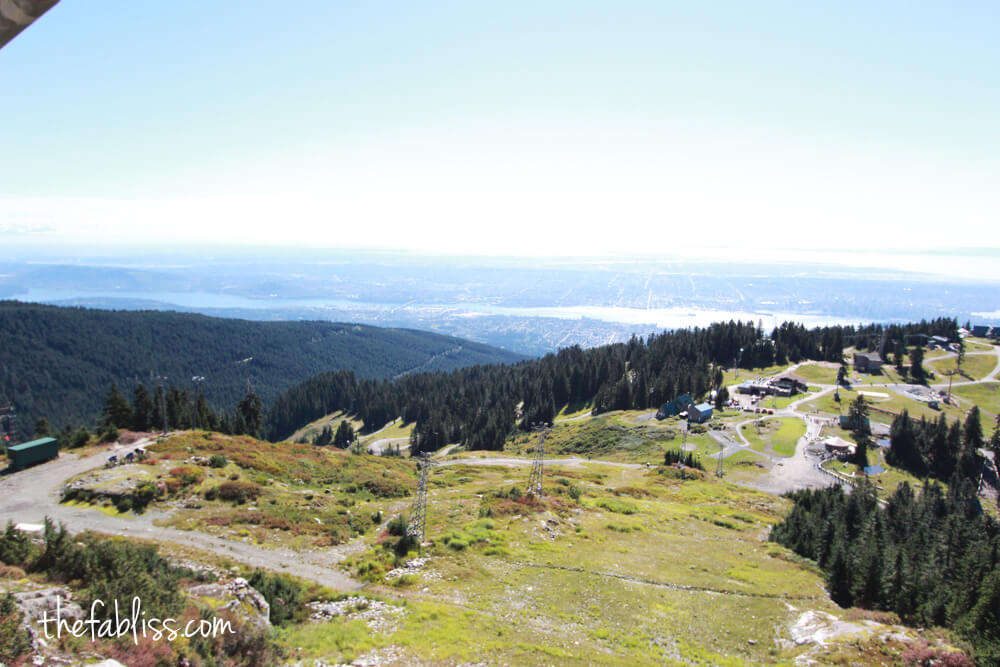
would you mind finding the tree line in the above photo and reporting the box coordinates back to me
[887,406,997,483]
[770,480,999,663]
[0,300,523,437]
[266,319,899,452]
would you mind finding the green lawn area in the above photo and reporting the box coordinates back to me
[965,338,997,352]
[359,418,414,447]
[556,399,594,419]
[505,411,678,463]
[926,353,997,382]
[853,365,910,386]
[799,384,966,424]
[950,382,1000,435]
[290,410,366,444]
[793,363,840,385]
[718,447,770,480]
[740,417,805,457]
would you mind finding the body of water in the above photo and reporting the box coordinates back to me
[11,288,861,330]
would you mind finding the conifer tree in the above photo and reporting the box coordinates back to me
[101,383,132,430]
[132,383,154,431]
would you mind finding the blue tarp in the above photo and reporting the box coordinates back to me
[864,465,885,475]
[876,438,891,448]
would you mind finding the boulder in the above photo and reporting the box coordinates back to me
[188,577,270,628]
[13,588,85,623]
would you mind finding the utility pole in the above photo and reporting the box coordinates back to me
[528,423,549,497]
[407,453,433,542]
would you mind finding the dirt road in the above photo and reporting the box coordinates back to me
[0,440,363,591]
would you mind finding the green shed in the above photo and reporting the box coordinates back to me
[6,437,58,471]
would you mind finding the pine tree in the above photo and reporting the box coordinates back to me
[333,420,354,448]
[101,383,133,430]
[152,384,165,432]
[132,383,154,432]
[237,390,263,438]
[990,414,1000,461]
[909,345,926,383]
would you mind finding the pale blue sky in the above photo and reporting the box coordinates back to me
[2,1,998,262]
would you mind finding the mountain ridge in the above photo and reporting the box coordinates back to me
[0,300,526,433]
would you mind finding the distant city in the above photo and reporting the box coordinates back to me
[3,251,998,355]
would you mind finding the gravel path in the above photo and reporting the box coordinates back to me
[0,439,363,591]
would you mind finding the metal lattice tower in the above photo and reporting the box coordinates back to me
[528,423,549,497]
[715,440,725,477]
[407,453,432,541]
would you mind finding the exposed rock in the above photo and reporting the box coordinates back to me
[187,577,270,627]
[384,557,433,582]
[306,597,405,634]
[13,588,85,623]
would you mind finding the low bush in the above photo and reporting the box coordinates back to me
[594,497,638,515]
[168,466,205,486]
[247,570,305,627]
[216,481,262,504]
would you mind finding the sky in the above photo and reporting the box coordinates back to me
[2,1,999,269]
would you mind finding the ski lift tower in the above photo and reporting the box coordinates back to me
[407,453,434,542]
[528,423,550,497]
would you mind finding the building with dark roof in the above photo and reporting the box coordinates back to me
[853,352,883,372]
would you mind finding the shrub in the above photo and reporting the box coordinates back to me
[595,498,638,514]
[168,465,205,486]
[115,496,133,513]
[0,592,31,666]
[0,522,36,566]
[99,424,119,443]
[216,481,262,504]
[163,477,184,494]
[386,514,408,537]
[208,454,227,468]
[71,427,91,448]
[247,570,304,627]
[394,534,420,557]
[132,482,160,511]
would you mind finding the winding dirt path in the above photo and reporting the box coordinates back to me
[0,439,363,591]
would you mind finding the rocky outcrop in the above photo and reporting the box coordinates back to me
[187,577,270,628]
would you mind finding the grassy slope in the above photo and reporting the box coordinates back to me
[792,363,839,385]
[798,384,966,424]
[926,353,997,382]
[310,464,844,665]
[741,418,806,457]
[289,410,366,444]
[60,428,970,664]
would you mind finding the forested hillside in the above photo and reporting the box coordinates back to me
[269,319,959,447]
[771,481,1000,662]
[0,301,524,433]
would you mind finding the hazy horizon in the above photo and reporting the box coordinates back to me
[2,2,998,268]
